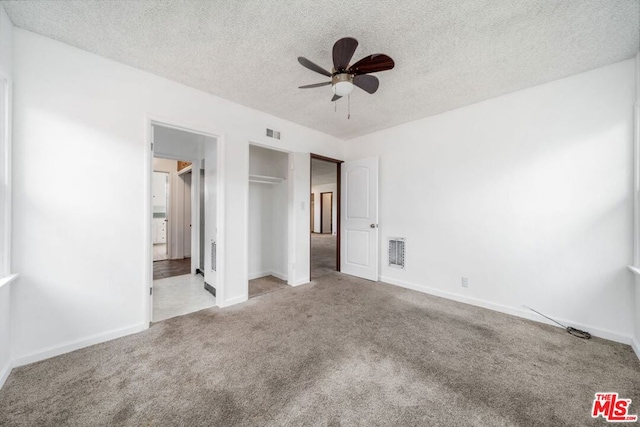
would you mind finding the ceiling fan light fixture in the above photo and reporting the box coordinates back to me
[332,73,354,97]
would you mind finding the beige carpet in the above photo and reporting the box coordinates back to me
[248,275,287,298]
[1,273,639,426]
[311,233,336,279]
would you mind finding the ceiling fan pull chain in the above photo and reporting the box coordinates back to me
[335,100,337,113]
[348,95,351,120]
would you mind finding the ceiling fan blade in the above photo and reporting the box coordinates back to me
[331,94,342,102]
[349,54,395,75]
[353,75,379,94]
[332,37,358,72]
[298,57,332,77]
[299,81,331,89]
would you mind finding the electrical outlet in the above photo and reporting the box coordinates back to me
[461,277,469,288]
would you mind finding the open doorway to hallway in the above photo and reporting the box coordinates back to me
[152,157,194,280]
[310,155,342,280]
[150,124,217,322]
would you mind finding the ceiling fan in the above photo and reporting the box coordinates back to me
[297,37,394,102]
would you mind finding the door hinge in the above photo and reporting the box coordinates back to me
[150,287,153,296]
[150,142,154,151]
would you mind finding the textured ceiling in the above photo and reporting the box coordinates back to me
[3,0,639,139]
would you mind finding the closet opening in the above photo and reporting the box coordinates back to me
[247,144,290,299]
[310,154,342,280]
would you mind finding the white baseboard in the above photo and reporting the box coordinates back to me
[632,337,640,361]
[270,271,288,281]
[11,322,148,369]
[219,294,248,308]
[248,271,288,282]
[289,277,310,287]
[248,271,271,280]
[379,276,633,346]
[0,359,13,390]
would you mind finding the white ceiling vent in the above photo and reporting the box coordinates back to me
[388,237,405,269]
[266,128,281,139]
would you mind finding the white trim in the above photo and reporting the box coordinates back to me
[270,271,288,281]
[144,120,153,327]
[628,265,640,277]
[11,323,147,368]
[0,273,16,289]
[248,271,272,280]
[177,164,193,176]
[379,275,633,345]
[289,278,310,287]
[0,359,12,390]
[632,337,640,361]
[248,271,288,281]
[215,133,226,306]
[219,294,248,308]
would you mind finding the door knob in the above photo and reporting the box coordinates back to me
[370,224,377,228]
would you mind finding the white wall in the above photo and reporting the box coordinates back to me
[289,152,311,286]
[346,59,636,343]
[633,52,640,359]
[311,183,337,234]
[154,125,205,161]
[10,29,343,365]
[0,3,13,389]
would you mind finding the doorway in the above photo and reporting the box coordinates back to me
[152,157,194,280]
[149,124,217,323]
[310,154,342,280]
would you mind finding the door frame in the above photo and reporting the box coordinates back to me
[310,153,343,275]
[145,116,224,326]
[310,193,315,233]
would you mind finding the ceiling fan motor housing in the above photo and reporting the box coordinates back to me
[332,73,354,96]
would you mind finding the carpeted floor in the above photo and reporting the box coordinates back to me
[1,273,639,426]
[311,233,337,279]
[248,275,287,298]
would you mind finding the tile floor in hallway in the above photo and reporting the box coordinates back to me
[153,243,168,261]
[153,274,216,322]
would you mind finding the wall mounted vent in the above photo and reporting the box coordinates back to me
[388,237,405,269]
[211,240,217,272]
[266,128,281,139]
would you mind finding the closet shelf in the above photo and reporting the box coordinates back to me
[249,174,286,185]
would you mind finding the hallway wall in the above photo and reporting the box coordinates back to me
[311,183,337,234]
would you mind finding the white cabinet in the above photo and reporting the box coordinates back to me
[153,218,167,244]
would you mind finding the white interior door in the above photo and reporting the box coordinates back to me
[340,157,379,281]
